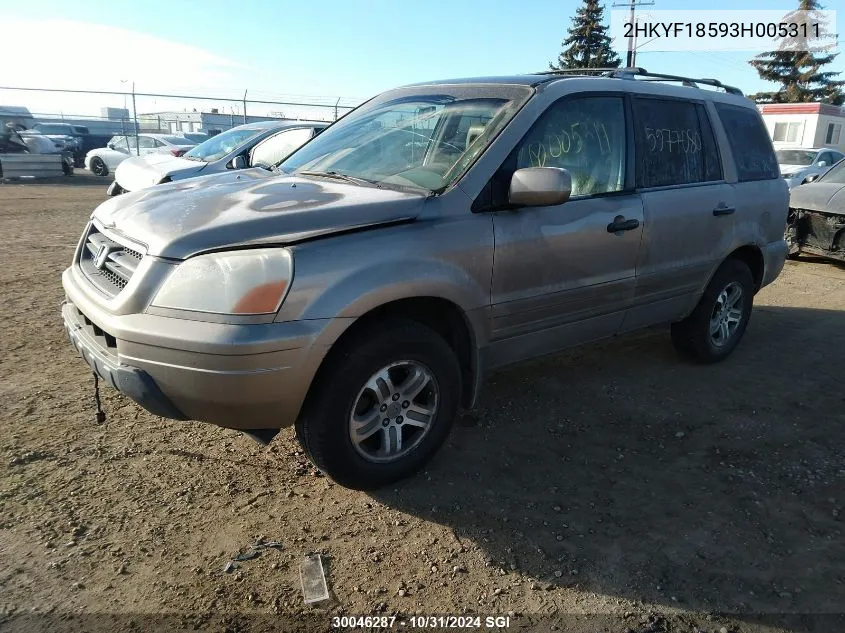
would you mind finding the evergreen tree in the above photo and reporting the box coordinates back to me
[749,0,844,105]
[550,0,621,70]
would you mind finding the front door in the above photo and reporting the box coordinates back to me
[486,94,643,369]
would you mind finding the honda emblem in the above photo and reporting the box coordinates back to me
[95,244,111,269]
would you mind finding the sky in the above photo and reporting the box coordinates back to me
[1,0,842,121]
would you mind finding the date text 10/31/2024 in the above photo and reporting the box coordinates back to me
[331,615,512,629]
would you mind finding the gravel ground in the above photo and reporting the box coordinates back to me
[1,174,844,633]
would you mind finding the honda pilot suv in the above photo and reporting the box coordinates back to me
[62,68,788,490]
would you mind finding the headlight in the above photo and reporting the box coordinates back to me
[151,249,293,315]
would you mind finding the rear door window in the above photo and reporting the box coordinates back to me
[714,103,779,182]
[632,98,722,188]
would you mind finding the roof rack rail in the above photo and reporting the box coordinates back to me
[535,67,642,76]
[536,66,744,96]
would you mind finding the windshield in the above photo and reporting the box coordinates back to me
[183,126,266,162]
[776,150,816,166]
[818,158,845,183]
[279,84,533,192]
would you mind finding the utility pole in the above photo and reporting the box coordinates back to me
[612,0,654,67]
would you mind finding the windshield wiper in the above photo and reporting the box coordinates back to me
[297,170,381,188]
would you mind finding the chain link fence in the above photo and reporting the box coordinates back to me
[1,85,362,139]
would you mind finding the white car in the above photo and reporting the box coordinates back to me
[776,147,845,189]
[109,120,326,195]
[84,134,195,177]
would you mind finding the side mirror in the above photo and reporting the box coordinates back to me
[817,161,827,167]
[107,143,114,149]
[230,155,247,170]
[509,167,572,208]
[803,173,820,184]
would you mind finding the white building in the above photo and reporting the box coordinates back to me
[759,102,845,152]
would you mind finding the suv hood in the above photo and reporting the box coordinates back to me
[93,168,425,259]
[789,181,845,214]
[115,154,206,191]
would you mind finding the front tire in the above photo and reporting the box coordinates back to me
[671,258,754,364]
[90,156,108,177]
[295,320,461,490]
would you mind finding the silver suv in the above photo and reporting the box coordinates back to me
[62,68,788,490]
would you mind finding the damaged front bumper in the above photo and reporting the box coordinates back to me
[787,208,845,262]
[63,300,188,420]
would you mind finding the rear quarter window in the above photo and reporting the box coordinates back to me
[714,103,779,182]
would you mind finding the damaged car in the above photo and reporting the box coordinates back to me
[786,157,845,262]
[61,70,788,489]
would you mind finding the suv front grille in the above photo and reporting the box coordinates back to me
[78,224,144,297]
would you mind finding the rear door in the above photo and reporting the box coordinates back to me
[622,96,730,331]
[487,93,644,367]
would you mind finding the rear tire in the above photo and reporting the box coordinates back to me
[295,319,461,490]
[671,258,754,364]
[90,157,107,177]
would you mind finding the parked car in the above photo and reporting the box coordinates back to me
[1,124,73,175]
[785,155,845,262]
[108,120,326,195]
[776,147,844,189]
[18,130,74,175]
[85,134,195,177]
[26,123,79,153]
[62,69,788,489]
[26,123,92,166]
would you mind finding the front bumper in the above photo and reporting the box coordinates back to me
[63,301,188,420]
[61,266,343,430]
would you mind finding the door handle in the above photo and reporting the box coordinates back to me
[712,205,736,216]
[607,216,640,234]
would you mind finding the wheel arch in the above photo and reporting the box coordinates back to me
[726,244,765,292]
[305,296,481,413]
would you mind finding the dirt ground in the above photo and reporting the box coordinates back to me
[1,173,844,633]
